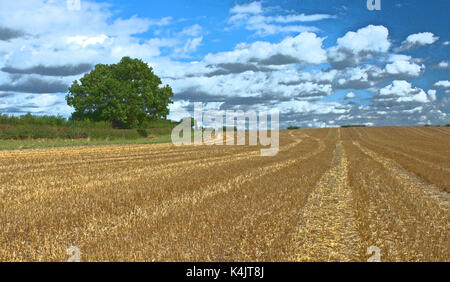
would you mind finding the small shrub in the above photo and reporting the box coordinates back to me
[341,125,367,128]
[137,129,148,138]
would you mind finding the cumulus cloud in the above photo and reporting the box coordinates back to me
[66,34,109,48]
[336,25,390,53]
[345,92,357,99]
[277,68,338,86]
[385,59,424,77]
[427,89,437,102]
[165,20,446,127]
[330,55,424,90]
[205,32,326,66]
[377,80,429,103]
[277,100,348,115]
[396,32,439,51]
[0,1,196,70]
[328,25,390,68]
[434,80,450,88]
[169,69,332,102]
[436,61,449,69]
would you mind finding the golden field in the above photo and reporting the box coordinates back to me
[0,127,449,262]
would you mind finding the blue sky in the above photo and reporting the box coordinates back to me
[0,0,449,127]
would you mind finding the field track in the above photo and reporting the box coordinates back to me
[0,127,449,261]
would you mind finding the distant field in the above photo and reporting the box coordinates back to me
[0,127,448,262]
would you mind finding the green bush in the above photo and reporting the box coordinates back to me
[341,125,367,128]
[0,113,172,140]
[136,129,148,138]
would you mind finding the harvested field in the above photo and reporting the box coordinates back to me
[0,127,449,261]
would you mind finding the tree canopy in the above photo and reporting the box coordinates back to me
[66,57,173,128]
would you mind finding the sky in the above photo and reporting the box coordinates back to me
[0,0,449,128]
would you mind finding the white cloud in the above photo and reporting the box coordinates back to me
[167,99,191,121]
[243,18,319,35]
[268,14,335,23]
[397,32,439,50]
[345,92,357,99]
[405,32,439,45]
[385,59,424,77]
[378,80,429,103]
[336,25,390,53]
[66,34,109,48]
[178,24,203,37]
[228,1,332,36]
[205,32,326,65]
[173,37,203,58]
[0,93,73,116]
[166,65,334,106]
[273,68,337,85]
[337,67,369,85]
[434,80,450,88]
[276,100,348,115]
[108,15,167,36]
[427,89,437,101]
[403,106,423,114]
[0,1,182,69]
[328,25,390,68]
[437,61,449,69]
[334,65,382,88]
[230,2,263,15]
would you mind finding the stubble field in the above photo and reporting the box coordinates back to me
[0,127,448,262]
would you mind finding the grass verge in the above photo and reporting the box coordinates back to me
[0,135,172,151]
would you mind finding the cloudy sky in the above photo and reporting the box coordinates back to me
[0,0,449,128]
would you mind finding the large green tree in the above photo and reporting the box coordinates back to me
[66,57,173,128]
